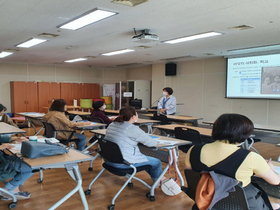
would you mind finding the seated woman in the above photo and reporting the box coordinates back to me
[43,99,91,151]
[0,135,33,200]
[185,113,280,210]
[0,104,18,128]
[90,101,115,126]
[105,106,165,185]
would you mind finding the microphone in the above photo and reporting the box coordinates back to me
[149,96,162,109]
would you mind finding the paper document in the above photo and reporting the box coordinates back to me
[37,138,60,143]
[274,166,280,175]
[11,143,22,151]
[156,139,180,145]
[91,122,97,125]
[20,112,44,117]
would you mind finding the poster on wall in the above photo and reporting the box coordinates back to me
[103,84,116,109]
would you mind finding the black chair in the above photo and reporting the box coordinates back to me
[151,113,170,125]
[41,121,78,147]
[84,139,152,210]
[175,127,202,153]
[182,169,250,210]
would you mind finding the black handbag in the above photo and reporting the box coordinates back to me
[21,141,70,159]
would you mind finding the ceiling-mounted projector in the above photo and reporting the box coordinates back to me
[132,29,159,43]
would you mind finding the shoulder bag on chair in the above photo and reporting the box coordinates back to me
[21,141,70,159]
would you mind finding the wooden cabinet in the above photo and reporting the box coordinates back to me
[10,81,38,113]
[72,83,82,105]
[81,83,100,99]
[38,82,60,112]
[11,81,100,113]
[60,83,73,105]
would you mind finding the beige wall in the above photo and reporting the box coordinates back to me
[0,63,128,112]
[0,63,152,113]
[152,57,280,126]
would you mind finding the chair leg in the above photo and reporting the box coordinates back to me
[88,168,105,190]
[126,175,151,189]
[111,173,135,205]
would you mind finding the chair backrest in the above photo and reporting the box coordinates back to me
[90,117,105,124]
[184,169,249,210]
[41,121,57,138]
[98,139,125,164]
[175,127,202,144]
[151,113,170,125]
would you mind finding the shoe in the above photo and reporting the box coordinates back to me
[83,150,94,155]
[1,191,31,200]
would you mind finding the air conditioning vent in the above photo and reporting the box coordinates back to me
[111,0,148,7]
[116,62,142,67]
[228,25,254,30]
[38,33,59,38]
[161,55,193,61]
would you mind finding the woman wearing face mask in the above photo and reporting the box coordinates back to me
[0,104,18,128]
[105,106,165,185]
[90,101,115,126]
[157,87,176,115]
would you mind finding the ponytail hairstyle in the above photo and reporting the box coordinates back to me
[114,106,136,123]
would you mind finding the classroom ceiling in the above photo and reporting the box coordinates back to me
[0,0,280,68]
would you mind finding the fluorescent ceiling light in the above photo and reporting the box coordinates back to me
[58,8,117,30]
[101,49,135,56]
[228,44,280,53]
[164,31,223,44]
[64,58,88,63]
[0,51,13,58]
[16,38,47,48]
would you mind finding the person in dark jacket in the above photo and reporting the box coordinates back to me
[90,101,116,126]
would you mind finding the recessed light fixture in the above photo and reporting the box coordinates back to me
[64,58,88,63]
[101,49,135,56]
[16,38,47,48]
[228,44,280,53]
[58,8,117,30]
[164,31,223,44]
[0,51,14,58]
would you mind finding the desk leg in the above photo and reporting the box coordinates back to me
[35,126,44,136]
[48,163,88,210]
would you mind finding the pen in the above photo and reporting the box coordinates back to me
[267,158,272,163]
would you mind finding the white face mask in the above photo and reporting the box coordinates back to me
[102,105,106,110]
[0,116,2,121]
[163,91,167,96]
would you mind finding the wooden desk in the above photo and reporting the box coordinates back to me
[68,111,91,116]
[135,118,160,134]
[104,109,119,115]
[0,122,26,134]
[43,106,81,112]
[203,121,280,133]
[143,113,202,126]
[25,148,93,210]
[16,112,45,135]
[153,124,212,136]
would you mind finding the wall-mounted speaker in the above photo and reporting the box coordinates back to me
[165,63,177,76]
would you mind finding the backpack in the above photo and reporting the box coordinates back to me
[0,149,23,180]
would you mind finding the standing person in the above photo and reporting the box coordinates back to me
[105,106,166,185]
[0,104,18,128]
[90,101,116,126]
[185,113,280,210]
[157,87,176,115]
[42,99,91,151]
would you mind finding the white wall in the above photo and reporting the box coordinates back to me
[152,57,280,126]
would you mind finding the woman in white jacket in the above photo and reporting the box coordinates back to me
[158,87,176,115]
[105,106,164,183]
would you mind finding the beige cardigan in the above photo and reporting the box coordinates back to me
[0,114,18,128]
[42,111,85,140]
